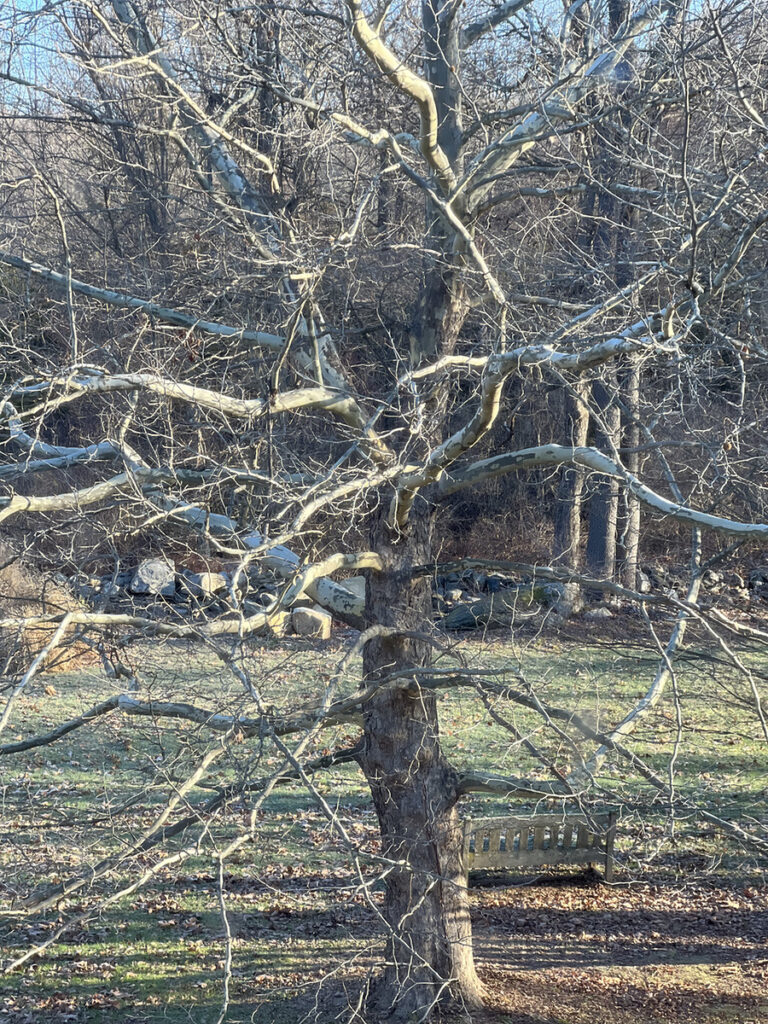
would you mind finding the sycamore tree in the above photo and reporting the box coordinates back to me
[1,0,768,1019]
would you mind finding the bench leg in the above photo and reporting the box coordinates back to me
[604,812,616,882]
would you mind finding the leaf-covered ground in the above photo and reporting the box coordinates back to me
[1,628,767,1022]
[2,868,766,1023]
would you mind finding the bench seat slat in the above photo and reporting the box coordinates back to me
[463,812,616,878]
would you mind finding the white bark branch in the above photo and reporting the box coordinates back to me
[439,444,768,541]
[11,371,371,434]
[344,0,456,193]
[459,0,675,206]
[0,252,283,350]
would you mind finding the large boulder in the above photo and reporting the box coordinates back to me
[341,576,366,600]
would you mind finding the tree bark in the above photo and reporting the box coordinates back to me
[360,501,483,1020]
[360,14,481,1000]
[553,378,589,567]
[618,353,641,588]
[586,373,621,579]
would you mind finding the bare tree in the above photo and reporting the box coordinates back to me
[2,0,768,1019]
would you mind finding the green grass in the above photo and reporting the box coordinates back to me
[1,627,767,1022]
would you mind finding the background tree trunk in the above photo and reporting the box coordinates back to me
[618,354,641,588]
[586,373,621,579]
[553,378,590,566]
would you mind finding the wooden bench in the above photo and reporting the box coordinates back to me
[463,812,616,882]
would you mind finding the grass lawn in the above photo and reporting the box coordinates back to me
[1,620,766,1022]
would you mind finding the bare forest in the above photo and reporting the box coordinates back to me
[1,0,768,1021]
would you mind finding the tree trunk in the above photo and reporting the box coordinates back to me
[618,353,641,588]
[553,378,589,567]
[586,374,621,579]
[360,501,483,1020]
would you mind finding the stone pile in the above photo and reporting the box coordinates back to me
[68,557,768,639]
[70,557,338,639]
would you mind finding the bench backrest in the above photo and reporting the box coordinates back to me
[463,812,615,871]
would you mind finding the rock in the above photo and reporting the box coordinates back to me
[445,587,464,603]
[198,572,228,596]
[552,582,583,619]
[291,606,332,639]
[748,568,768,588]
[267,610,292,637]
[585,606,613,621]
[180,571,228,600]
[129,558,176,597]
[637,570,652,594]
[341,575,366,600]
[243,532,300,566]
[537,582,565,606]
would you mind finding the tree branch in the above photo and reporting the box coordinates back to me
[344,0,456,193]
[0,697,120,755]
[461,0,537,47]
[439,444,768,542]
[0,252,283,350]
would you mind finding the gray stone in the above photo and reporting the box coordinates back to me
[181,571,228,599]
[538,582,565,606]
[291,606,332,639]
[272,611,292,636]
[129,558,176,597]
[445,587,464,603]
[552,582,583,619]
[341,576,366,599]
[585,606,613,621]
